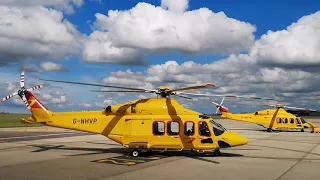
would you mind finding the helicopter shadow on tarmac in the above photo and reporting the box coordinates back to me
[28,144,246,165]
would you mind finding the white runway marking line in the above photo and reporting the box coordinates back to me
[0,132,85,140]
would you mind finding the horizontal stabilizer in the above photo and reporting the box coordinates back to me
[20,117,38,124]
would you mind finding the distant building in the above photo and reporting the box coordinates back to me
[0,111,9,114]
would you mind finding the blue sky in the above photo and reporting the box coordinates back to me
[0,0,320,114]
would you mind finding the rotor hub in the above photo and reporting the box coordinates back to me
[17,88,26,98]
[156,88,171,98]
[276,104,283,108]
[157,89,172,98]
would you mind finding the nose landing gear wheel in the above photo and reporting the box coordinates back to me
[131,149,140,157]
[213,150,221,156]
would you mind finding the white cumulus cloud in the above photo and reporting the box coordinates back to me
[82,31,147,65]
[0,6,83,66]
[40,62,68,72]
[94,2,256,54]
[0,0,84,14]
[252,11,320,68]
[83,0,256,65]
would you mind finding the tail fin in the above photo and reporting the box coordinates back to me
[25,91,52,122]
[213,97,229,115]
[212,98,232,119]
[216,105,229,113]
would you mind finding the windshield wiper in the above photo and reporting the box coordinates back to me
[211,120,227,131]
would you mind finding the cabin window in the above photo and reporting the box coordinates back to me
[296,118,301,124]
[131,104,136,113]
[167,121,179,136]
[283,118,288,123]
[184,122,194,136]
[290,118,294,124]
[276,118,282,123]
[199,121,211,136]
[153,121,165,135]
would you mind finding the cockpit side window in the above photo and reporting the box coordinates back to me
[210,120,225,136]
[296,118,301,124]
[198,121,211,136]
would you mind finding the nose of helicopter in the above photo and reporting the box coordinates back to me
[230,133,248,147]
[219,132,248,148]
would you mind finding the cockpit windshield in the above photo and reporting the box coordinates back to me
[300,118,307,124]
[210,120,226,136]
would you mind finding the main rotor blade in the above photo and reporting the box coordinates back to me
[90,90,152,93]
[261,104,276,107]
[283,106,318,112]
[27,84,45,92]
[263,104,318,112]
[1,92,18,102]
[170,84,215,92]
[40,79,149,91]
[20,70,25,88]
[174,94,192,99]
[179,92,274,100]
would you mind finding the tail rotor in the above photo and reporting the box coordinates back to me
[213,97,228,115]
[214,97,224,114]
[1,70,45,110]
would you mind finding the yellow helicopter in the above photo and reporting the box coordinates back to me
[1,71,248,157]
[210,97,320,133]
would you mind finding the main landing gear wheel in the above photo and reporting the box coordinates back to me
[267,128,272,132]
[131,149,140,157]
[301,129,304,132]
[213,150,221,156]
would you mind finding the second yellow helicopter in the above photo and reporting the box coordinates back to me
[212,98,320,133]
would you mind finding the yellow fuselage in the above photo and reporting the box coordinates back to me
[28,97,248,151]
